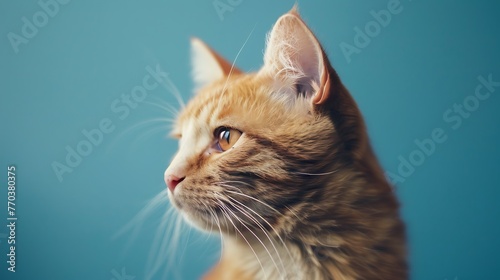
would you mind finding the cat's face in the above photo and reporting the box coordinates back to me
[165,9,343,236]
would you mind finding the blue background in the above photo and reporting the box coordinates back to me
[1,0,499,279]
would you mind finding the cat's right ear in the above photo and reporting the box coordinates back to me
[260,8,331,106]
[190,37,241,89]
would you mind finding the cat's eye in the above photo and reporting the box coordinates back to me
[215,127,242,152]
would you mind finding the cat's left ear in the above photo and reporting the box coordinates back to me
[190,37,242,89]
[262,8,330,105]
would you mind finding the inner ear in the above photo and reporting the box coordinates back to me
[261,8,330,104]
[295,78,316,99]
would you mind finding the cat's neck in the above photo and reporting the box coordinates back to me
[220,167,406,280]
[222,234,320,280]
[222,229,358,280]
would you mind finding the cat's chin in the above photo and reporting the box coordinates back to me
[181,212,248,237]
[177,205,242,235]
[168,190,267,236]
[180,211,222,233]
[168,191,224,233]
[180,207,272,238]
[179,206,236,234]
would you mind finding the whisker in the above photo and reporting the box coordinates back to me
[200,200,215,239]
[157,73,186,109]
[145,206,178,280]
[143,99,179,119]
[112,189,170,243]
[178,221,193,264]
[218,24,257,107]
[218,180,254,189]
[129,125,171,147]
[224,195,286,278]
[207,206,225,265]
[226,195,295,270]
[283,205,303,223]
[165,75,186,109]
[217,184,301,276]
[107,117,174,153]
[223,189,282,215]
[317,240,340,248]
[289,170,339,176]
[216,198,268,279]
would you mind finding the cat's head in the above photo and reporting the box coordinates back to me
[165,8,368,236]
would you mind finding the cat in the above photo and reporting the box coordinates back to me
[164,6,407,280]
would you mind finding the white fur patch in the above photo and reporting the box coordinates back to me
[191,38,225,89]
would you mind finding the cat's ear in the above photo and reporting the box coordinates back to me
[262,7,330,105]
[190,37,242,89]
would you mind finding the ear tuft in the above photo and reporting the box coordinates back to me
[288,3,300,16]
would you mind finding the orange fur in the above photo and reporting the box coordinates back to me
[166,7,407,280]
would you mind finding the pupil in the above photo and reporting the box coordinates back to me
[223,130,230,142]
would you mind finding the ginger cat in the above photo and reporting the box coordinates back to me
[165,6,407,280]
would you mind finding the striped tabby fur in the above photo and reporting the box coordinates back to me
[165,6,407,280]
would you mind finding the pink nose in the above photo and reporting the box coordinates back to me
[165,174,185,192]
